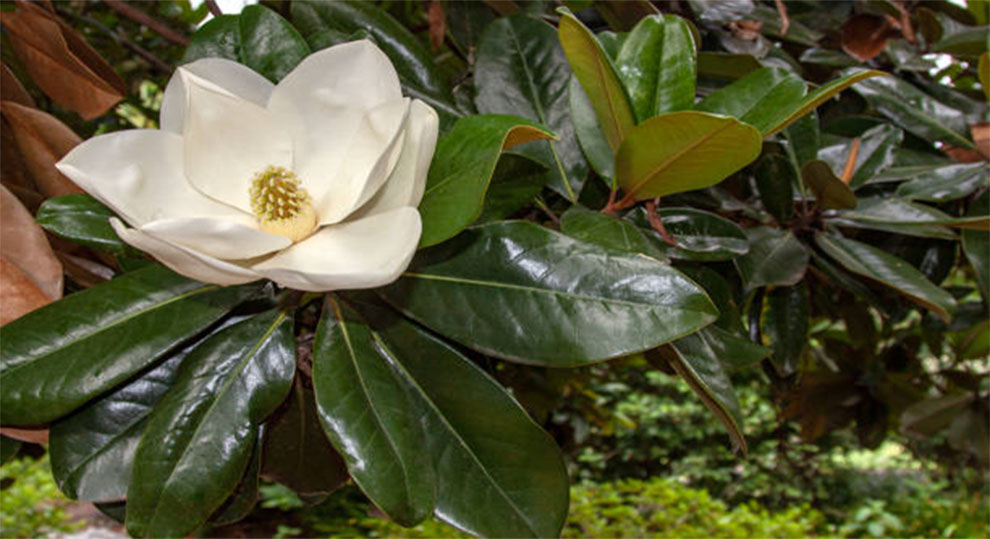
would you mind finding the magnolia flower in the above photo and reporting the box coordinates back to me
[56,40,438,292]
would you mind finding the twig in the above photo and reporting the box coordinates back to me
[204,0,223,17]
[56,7,173,74]
[646,198,678,246]
[103,0,189,46]
[773,0,789,36]
[840,138,860,185]
[533,196,560,225]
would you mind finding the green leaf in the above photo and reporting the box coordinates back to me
[312,298,434,526]
[933,26,990,55]
[261,383,348,497]
[475,14,587,200]
[476,154,548,224]
[560,205,667,260]
[0,436,21,465]
[678,265,744,333]
[734,226,809,292]
[126,311,295,538]
[615,111,761,200]
[211,427,263,527]
[615,14,697,121]
[49,353,185,502]
[36,194,134,255]
[980,52,989,101]
[835,197,984,238]
[815,233,957,322]
[696,52,762,80]
[697,68,886,136]
[568,77,614,181]
[754,154,796,223]
[896,163,988,202]
[761,282,809,376]
[656,333,748,454]
[357,301,569,538]
[0,264,253,425]
[557,7,636,151]
[784,111,820,167]
[380,221,718,366]
[817,124,903,189]
[182,15,240,63]
[901,393,974,438]
[962,189,990,301]
[852,75,977,150]
[237,5,310,83]
[290,0,460,130]
[418,115,556,247]
[628,207,749,261]
[697,325,771,370]
[801,160,858,210]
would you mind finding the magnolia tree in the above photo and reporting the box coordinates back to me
[1,0,988,537]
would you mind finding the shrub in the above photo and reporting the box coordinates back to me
[0,455,79,538]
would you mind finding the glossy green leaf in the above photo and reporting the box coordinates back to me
[261,383,348,497]
[557,7,635,151]
[746,3,822,45]
[357,302,569,538]
[852,75,977,150]
[211,428,263,527]
[784,111,820,167]
[696,52,761,80]
[817,124,903,189]
[678,265,744,334]
[698,325,771,370]
[0,436,20,465]
[418,115,556,247]
[476,154,548,224]
[835,196,984,236]
[896,163,988,202]
[754,154,796,222]
[182,15,240,63]
[628,207,749,261]
[568,77,614,181]
[615,14,696,121]
[290,0,460,129]
[734,226,809,292]
[312,298,434,526]
[761,282,809,376]
[656,333,747,454]
[933,26,990,55]
[615,111,761,200]
[36,194,134,255]
[0,264,253,425]
[962,190,990,301]
[980,52,989,101]
[475,14,587,200]
[595,31,628,60]
[49,353,185,502]
[816,233,957,322]
[801,160,857,210]
[126,311,295,538]
[799,48,858,68]
[560,205,667,260]
[380,221,718,366]
[237,5,309,83]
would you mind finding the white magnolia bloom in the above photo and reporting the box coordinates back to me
[56,40,438,292]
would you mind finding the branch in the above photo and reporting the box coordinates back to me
[103,0,189,46]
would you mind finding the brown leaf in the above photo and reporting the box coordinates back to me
[943,124,990,162]
[1,100,83,198]
[0,426,49,444]
[841,13,902,62]
[427,1,446,52]
[1,1,125,119]
[729,20,763,41]
[1,184,63,301]
[1,62,35,107]
[0,258,52,326]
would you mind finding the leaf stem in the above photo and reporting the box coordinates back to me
[646,198,678,246]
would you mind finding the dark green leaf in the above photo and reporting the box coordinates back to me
[734,226,809,291]
[852,74,977,150]
[380,221,718,366]
[560,205,667,260]
[557,7,635,151]
[0,264,253,425]
[418,115,555,247]
[802,160,857,210]
[815,233,957,322]
[568,77,614,181]
[211,427,263,527]
[615,14,697,121]
[261,383,348,497]
[933,26,990,55]
[835,196,980,237]
[35,194,134,255]
[182,15,240,63]
[475,14,587,200]
[615,111,762,200]
[678,265,744,333]
[237,5,310,83]
[962,189,990,301]
[754,154,796,222]
[628,207,750,261]
[312,299,434,526]
[476,154,548,224]
[0,436,20,465]
[817,124,903,189]
[761,282,809,376]
[697,52,761,80]
[784,111,820,167]
[799,47,858,68]
[901,393,974,438]
[697,325,771,370]
[896,163,988,202]
[126,311,295,538]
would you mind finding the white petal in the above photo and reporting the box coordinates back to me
[252,207,421,292]
[140,218,290,260]
[56,130,250,227]
[111,218,261,286]
[351,100,439,219]
[160,60,274,134]
[309,98,410,225]
[182,68,293,213]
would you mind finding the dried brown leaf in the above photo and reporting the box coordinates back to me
[427,1,446,52]
[0,257,52,326]
[1,62,35,107]
[841,13,901,62]
[1,100,83,198]
[1,1,125,119]
[1,184,63,300]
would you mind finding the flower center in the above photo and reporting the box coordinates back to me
[249,165,317,243]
